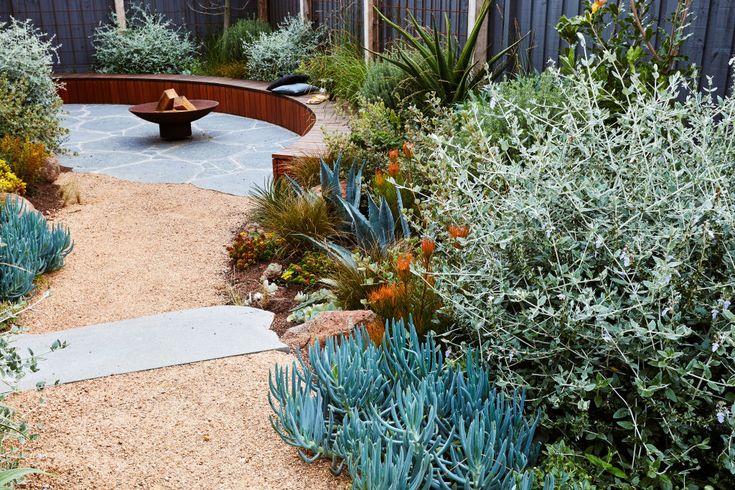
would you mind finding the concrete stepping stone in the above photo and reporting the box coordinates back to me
[5,306,287,391]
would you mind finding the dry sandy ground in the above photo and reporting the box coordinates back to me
[9,173,345,489]
[12,353,347,490]
[23,172,249,333]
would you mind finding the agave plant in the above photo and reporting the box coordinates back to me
[269,319,551,489]
[315,159,409,256]
[374,0,524,107]
[319,157,363,212]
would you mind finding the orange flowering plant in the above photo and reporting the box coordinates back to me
[367,240,442,336]
[372,144,419,233]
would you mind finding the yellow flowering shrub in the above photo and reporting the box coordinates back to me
[0,135,47,184]
[0,159,26,195]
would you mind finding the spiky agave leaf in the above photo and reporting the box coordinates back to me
[374,0,525,107]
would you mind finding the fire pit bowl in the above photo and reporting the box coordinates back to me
[129,100,219,140]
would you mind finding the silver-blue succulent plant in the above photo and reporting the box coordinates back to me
[0,195,73,300]
[269,319,556,489]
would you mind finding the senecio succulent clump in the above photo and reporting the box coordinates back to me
[269,320,553,489]
[0,196,73,300]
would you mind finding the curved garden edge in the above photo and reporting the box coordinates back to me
[56,73,349,177]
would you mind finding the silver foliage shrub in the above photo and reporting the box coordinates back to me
[93,6,196,75]
[243,16,320,81]
[0,19,65,151]
[423,62,735,487]
[0,19,59,106]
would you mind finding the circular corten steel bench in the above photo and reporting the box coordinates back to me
[56,74,348,178]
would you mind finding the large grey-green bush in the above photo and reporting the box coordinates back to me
[0,20,65,151]
[93,7,196,74]
[243,16,320,81]
[0,19,58,106]
[422,63,735,487]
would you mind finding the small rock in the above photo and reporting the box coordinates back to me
[283,310,377,348]
[0,192,36,214]
[259,263,283,282]
[39,155,61,183]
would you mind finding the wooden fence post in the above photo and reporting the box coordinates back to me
[469,0,489,63]
[363,0,379,61]
[300,0,312,20]
[258,0,268,23]
[223,0,232,30]
[114,0,127,31]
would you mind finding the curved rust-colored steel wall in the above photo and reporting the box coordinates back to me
[57,74,316,137]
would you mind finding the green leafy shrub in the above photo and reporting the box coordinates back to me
[226,225,282,270]
[218,18,271,64]
[349,100,403,154]
[0,196,73,300]
[270,319,544,488]
[299,43,366,105]
[443,73,568,164]
[557,0,694,112]
[93,6,196,74]
[327,100,404,174]
[244,16,321,81]
[0,21,65,152]
[423,62,735,487]
[360,56,408,110]
[280,251,334,287]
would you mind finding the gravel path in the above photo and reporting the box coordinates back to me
[10,172,344,489]
[12,353,347,490]
[23,172,248,333]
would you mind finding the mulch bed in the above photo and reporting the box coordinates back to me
[226,262,301,338]
[24,166,72,217]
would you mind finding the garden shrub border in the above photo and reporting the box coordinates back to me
[56,73,348,177]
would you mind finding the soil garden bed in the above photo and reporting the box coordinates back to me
[226,261,300,338]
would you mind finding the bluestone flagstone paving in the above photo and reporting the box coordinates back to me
[59,104,299,196]
[6,306,287,391]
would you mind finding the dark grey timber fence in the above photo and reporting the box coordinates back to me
[484,0,735,96]
[268,0,298,26]
[320,0,735,97]
[313,0,363,41]
[0,0,256,72]
[1,0,733,94]
[379,0,470,49]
